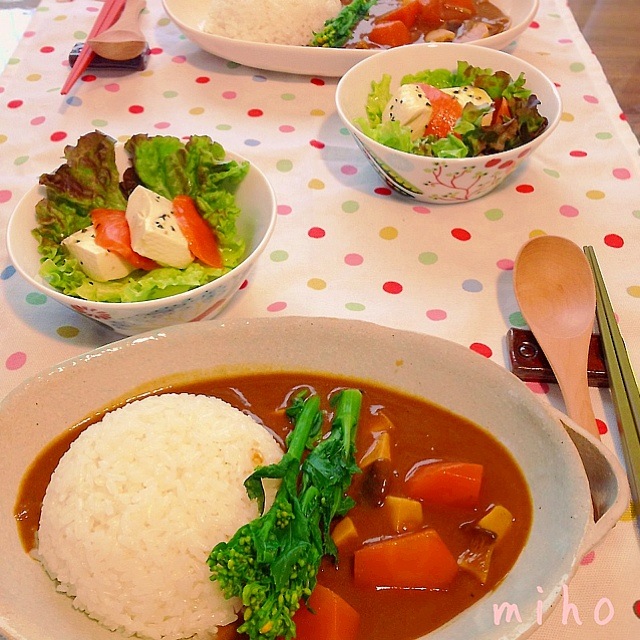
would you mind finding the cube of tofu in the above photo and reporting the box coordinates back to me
[125,186,193,269]
[62,225,136,282]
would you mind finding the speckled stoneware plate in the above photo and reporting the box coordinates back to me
[162,0,539,77]
[0,316,628,640]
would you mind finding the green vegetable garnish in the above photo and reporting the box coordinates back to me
[208,388,363,640]
[309,0,377,48]
[32,131,248,303]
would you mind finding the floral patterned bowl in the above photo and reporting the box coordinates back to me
[6,150,277,336]
[335,43,562,204]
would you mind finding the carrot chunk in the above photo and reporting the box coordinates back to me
[292,584,360,640]
[368,20,413,47]
[354,527,459,589]
[404,460,483,508]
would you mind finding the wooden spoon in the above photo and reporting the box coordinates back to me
[513,235,600,438]
[87,0,147,61]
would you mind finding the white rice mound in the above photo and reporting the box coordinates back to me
[202,0,342,45]
[37,393,284,640]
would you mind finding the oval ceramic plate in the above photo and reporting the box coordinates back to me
[162,0,539,77]
[0,317,628,640]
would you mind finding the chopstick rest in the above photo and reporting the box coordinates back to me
[69,43,149,72]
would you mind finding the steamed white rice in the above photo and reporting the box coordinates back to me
[203,0,342,45]
[37,393,284,640]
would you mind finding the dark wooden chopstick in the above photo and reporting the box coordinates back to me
[584,246,640,509]
[60,0,127,95]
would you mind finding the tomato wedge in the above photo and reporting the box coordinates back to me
[172,195,224,269]
[91,209,159,271]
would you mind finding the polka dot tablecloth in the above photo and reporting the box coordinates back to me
[1,0,639,637]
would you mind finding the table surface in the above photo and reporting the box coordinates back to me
[569,0,640,141]
[0,1,639,639]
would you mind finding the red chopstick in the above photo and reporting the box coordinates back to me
[60,0,127,95]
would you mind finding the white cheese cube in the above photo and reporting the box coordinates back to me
[62,225,136,282]
[382,84,434,141]
[125,186,193,269]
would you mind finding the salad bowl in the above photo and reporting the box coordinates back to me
[335,42,561,203]
[6,135,277,336]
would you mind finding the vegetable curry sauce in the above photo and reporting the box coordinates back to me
[15,372,532,640]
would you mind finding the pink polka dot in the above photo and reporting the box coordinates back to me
[613,167,631,180]
[485,158,501,168]
[7,99,23,109]
[426,309,447,321]
[383,281,403,294]
[30,115,46,125]
[516,184,534,194]
[497,258,514,270]
[248,108,263,117]
[580,550,596,565]
[310,78,325,86]
[470,343,492,358]
[345,253,363,266]
[154,122,171,129]
[341,165,357,175]
[0,189,12,203]
[105,83,120,92]
[40,46,54,53]
[529,21,539,29]
[583,95,599,104]
[172,55,187,63]
[149,47,163,55]
[596,418,608,436]
[560,204,579,217]
[129,105,144,114]
[308,227,325,238]
[222,91,236,99]
[6,351,27,370]
[413,206,431,214]
[310,139,325,149]
[279,125,295,133]
[451,228,471,241]
[374,187,392,196]
[498,160,514,169]
[239,279,249,290]
[196,76,210,83]
[525,381,549,394]
[604,234,624,248]
[277,204,292,215]
[558,38,572,44]
[82,74,97,83]
[267,301,287,312]
[24,30,35,38]
[50,131,67,142]
[570,150,587,157]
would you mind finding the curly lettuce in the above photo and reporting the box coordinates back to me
[33,132,249,303]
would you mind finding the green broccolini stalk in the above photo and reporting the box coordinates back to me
[309,0,378,48]
[207,388,362,640]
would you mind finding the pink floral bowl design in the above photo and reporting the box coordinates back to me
[336,43,562,204]
[6,149,277,336]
